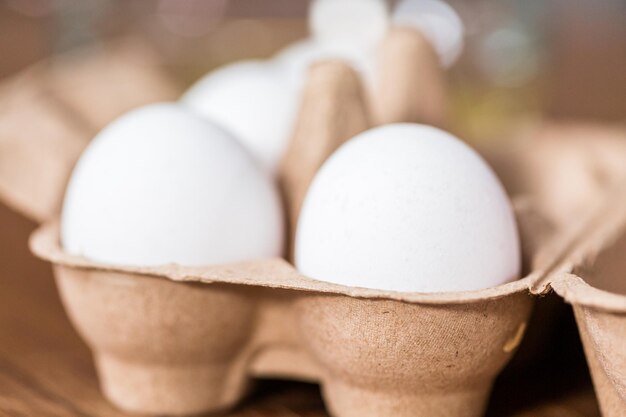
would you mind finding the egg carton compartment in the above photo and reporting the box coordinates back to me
[1,28,625,417]
[550,172,626,417]
[28,129,626,417]
[30,227,534,417]
[0,38,180,222]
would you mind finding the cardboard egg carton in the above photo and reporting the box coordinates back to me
[1,30,625,417]
[549,161,626,417]
[484,123,626,417]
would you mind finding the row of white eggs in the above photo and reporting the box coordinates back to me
[61,103,520,293]
[61,0,520,293]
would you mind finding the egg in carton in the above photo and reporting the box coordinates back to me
[20,31,617,417]
[13,25,526,417]
[1,23,625,417]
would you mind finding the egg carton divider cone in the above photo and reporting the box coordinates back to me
[16,28,626,417]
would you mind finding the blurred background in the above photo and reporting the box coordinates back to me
[1,0,625,139]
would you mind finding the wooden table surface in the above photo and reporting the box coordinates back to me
[0,203,603,417]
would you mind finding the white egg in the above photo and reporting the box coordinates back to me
[61,103,284,267]
[393,0,464,67]
[309,0,389,48]
[295,124,520,293]
[181,60,298,174]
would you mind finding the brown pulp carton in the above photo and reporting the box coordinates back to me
[555,276,626,417]
[0,38,180,222]
[486,122,626,417]
[26,29,533,417]
[548,141,626,417]
[29,123,625,417]
[0,29,622,417]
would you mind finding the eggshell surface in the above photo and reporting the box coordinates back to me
[295,124,520,293]
[62,103,284,267]
[310,0,389,48]
[181,60,298,174]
